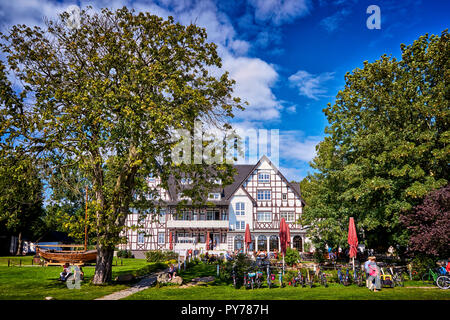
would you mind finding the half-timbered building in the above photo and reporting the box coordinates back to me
[120,155,308,256]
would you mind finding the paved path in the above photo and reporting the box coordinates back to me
[95,269,168,300]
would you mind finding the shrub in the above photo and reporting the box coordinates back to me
[146,250,179,262]
[283,247,300,266]
[117,249,134,258]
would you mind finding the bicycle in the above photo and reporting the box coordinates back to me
[315,265,328,287]
[337,267,350,286]
[255,269,264,289]
[353,267,365,287]
[266,265,276,288]
[421,268,440,285]
[231,265,238,288]
[436,275,450,290]
[388,266,404,287]
[305,269,314,288]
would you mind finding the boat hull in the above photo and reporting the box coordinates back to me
[37,247,97,264]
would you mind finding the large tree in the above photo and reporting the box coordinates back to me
[302,30,449,251]
[0,154,44,255]
[0,7,243,283]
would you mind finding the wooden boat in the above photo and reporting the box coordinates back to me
[36,186,97,265]
[36,245,97,264]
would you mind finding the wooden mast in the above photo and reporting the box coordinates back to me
[84,185,88,252]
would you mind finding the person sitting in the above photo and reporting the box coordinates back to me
[59,263,71,282]
[168,264,176,280]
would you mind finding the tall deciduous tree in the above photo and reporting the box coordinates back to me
[302,30,449,251]
[0,7,243,283]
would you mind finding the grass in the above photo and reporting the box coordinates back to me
[0,256,165,300]
[1,258,448,300]
[125,263,450,300]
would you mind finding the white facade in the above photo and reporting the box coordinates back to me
[120,156,308,255]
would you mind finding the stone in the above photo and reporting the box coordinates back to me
[192,276,215,283]
[157,273,183,285]
[115,273,135,282]
[170,276,183,285]
[45,296,54,300]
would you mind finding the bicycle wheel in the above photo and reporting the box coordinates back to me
[436,275,450,290]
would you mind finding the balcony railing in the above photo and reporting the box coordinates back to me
[167,220,229,229]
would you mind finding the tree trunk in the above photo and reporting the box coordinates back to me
[92,245,114,284]
[15,232,23,256]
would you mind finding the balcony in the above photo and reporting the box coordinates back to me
[167,220,229,229]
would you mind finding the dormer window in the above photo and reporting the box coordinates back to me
[258,171,270,183]
[208,193,221,200]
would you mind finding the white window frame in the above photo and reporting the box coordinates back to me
[235,221,245,230]
[208,193,221,200]
[257,190,271,201]
[138,232,145,244]
[280,212,295,222]
[157,232,165,244]
[257,211,272,222]
[235,202,245,215]
[258,171,270,183]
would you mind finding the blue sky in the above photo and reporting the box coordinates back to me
[0,0,448,182]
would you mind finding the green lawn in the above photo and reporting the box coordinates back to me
[0,256,164,300]
[125,263,450,300]
[1,258,448,300]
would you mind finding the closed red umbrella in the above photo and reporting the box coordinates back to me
[206,231,210,251]
[169,231,173,250]
[244,224,252,253]
[286,222,291,250]
[279,218,287,255]
[347,217,358,270]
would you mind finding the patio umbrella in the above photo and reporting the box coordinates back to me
[279,218,288,274]
[169,231,173,251]
[347,217,358,271]
[244,224,252,253]
[286,222,291,250]
[206,231,210,251]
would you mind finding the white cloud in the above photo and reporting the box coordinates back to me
[288,70,334,100]
[279,130,321,162]
[248,0,311,25]
[319,8,351,32]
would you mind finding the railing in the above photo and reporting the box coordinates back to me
[167,220,229,229]
[254,221,302,230]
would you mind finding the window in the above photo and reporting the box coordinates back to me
[258,172,270,183]
[138,232,145,244]
[159,209,166,222]
[282,193,287,200]
[236,221,245,230]
[257,211,272,222]
[157,232,165,244]
[280,212,295,222]
[235,202,245,215]
[208,193,221,200]
[257,190,271,201]
[206,210,214,220]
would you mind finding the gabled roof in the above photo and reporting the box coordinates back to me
[160,156,305,206]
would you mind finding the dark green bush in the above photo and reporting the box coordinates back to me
[145,250,179,262]
[117,249,134,258]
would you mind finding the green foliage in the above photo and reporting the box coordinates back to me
[0,153,45,243]
[145,250,178,262]
[222,253,252,286]
[302,30,449,251]
[283,247,301,266]
[0,7,243,282]
[117,250,134,259]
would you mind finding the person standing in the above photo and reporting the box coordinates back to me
[367,256,381,292]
